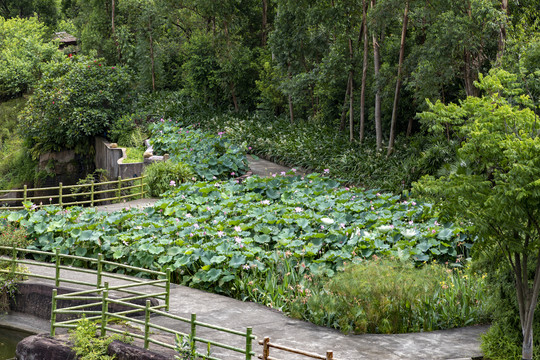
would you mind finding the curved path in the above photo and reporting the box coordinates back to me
[2,262,488,360]
[5,156,489,359]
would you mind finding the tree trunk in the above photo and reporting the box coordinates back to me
[349,37,354,142]
[372,0,382,151]
[148,17,156,92]
[111,0,122,62]
[359,0,368,143]
[497,0,509,61]
[261,0,268,47]
[288,62,294,124]
[340,74,351,131]
[510,247,540,360]
[387,1,409,156]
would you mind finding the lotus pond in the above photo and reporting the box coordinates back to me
[2,172,470,285]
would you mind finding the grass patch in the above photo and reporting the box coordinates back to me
[289,257,489,334]
[122,147,144,163]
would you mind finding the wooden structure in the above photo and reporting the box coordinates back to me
[259,337,334,360]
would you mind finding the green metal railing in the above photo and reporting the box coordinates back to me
[52,289,255,360]
[0,246,255,359]
[0,175,146,209]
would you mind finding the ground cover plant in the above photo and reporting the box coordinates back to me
[0,173,482,332]
[198,112,456,193]
[149,120,249,181]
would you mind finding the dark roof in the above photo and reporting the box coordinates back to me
[53,32,77,44]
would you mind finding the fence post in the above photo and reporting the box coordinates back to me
[10,245,17,278]
[55,248,60,287]
[245,327,253,360]
[325,350,334,360]
[23,185,27,203]
[50,289,57,336]
[144,300,151,349]
[59,182,63,207]
[91,180,95,206]
[165,268,171,311]
[140,176,144,199]
[101,283,109,337]
[97,253,103,288]
[190,313,197,355]
[116,176,122,200]
[261,337,270,360]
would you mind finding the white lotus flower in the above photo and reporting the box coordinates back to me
[321,218,334,225]
[401,229,416,239]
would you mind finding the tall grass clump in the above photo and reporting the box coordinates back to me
[144,161,194,197]
[289,257,489,334]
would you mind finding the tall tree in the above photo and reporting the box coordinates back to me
[387,0,409,155]
[415,69,540,360]
[371,0,383,151]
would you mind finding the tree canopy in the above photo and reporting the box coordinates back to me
[19,55,132,157]
[414,69,540,360]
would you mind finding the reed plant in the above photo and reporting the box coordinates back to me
[288,257,489,334]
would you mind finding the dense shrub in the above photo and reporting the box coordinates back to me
[0,16,61,99]
[150,121,249,180]
[289,258,489,334]
[18,55,132,157]
[144,161,194,197]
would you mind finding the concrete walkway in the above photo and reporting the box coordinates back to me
[2,262,488,360]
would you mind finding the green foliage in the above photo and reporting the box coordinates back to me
[289,258,489,334]
[174,334,211,360]
[144,161,194,197]
[0,16,61,99]
[69,316,132,360]
[0,222,31,249]
[200,112,453,192]
[0,174,471,303]
[19,55,132,157]
[0,135,38,190]
[414,69,540,358]
[122,147,144,164]
[150,121,249,181]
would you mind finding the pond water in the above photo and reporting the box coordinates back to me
[0,327,31,360]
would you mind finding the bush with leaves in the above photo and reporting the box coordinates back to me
[18,55,132,157]
[414,69,540,360]
[144,160,194,197]
[0,16,61,99]
[69,316,132,360]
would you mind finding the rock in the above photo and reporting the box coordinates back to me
[16,334,77,360]
[107,340,171,360]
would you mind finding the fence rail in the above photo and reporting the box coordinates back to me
[258,337,334,360]
[0,247,255,359]
[0,175,146,209]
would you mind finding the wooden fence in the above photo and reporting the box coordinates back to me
[259,337,334,360]
[0,175,146,209]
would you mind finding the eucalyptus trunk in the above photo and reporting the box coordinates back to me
[359,0,368,143]
[387,1,409,156]
[262,0,268,47]
[497,0,509,61]
[372,0,382,151]
[148,17,156,92]
[349,37,354,142]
